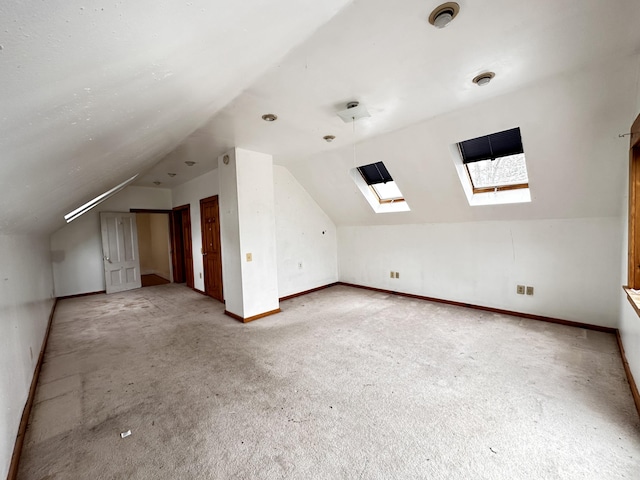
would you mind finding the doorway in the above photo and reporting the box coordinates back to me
[136,212,172,287]
[171,204,194,288]
[200,195,223,302]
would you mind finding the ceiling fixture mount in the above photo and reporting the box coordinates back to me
[472,71,495,86]
[185,161,196,166]
[153,181,162,186]
[167,173,176,177]
[429,2,460,28]
[323,135,336,143]
[261,113,278,122]
[337,101,370,123]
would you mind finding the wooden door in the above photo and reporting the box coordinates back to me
[200,196,223,301]
[100,212,142,294]
[182,208,194,288]
[171,205,194,288]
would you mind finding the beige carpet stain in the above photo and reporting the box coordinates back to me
[18,284,640,479]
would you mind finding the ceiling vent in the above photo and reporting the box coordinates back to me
[337,101,370,123]
[472,72,495,86]
[429,2,460,28]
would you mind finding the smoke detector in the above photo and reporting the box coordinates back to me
[429,2,460,29]
[337,101,370,123]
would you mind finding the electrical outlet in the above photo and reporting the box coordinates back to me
[526,286,534,296]
[390,271,394,278]
[298,262,303,269]
[395,272,400,279]
[246,253,252,262]
[517,285,525,295]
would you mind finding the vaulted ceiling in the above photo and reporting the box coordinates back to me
[2,0,640,234]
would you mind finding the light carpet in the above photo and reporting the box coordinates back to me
[17,284,640,479]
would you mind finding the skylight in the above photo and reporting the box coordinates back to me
[452,127,531,206]
[458,127,530,194]
[357,162,405,204]
[351,162,410,213]
[64,174,139,223]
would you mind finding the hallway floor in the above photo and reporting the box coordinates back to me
[17,284,640,479]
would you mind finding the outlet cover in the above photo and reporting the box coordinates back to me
[390,271,394,278]
[395,272,400,279]
[516,285,525,295]
[526,286,534,296]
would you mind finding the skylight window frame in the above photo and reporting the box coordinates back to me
[451,127,531,206]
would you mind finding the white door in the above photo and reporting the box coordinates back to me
[100,212,142,294]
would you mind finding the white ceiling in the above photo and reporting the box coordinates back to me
[0,0,350,234]
[2,0,640,234]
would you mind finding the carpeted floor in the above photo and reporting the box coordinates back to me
[17,284,640,479]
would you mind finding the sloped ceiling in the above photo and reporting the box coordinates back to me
[2,0,640,234]
[0,0,350,234]
[138,0,640,224]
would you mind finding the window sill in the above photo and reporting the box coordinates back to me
[623,286,640,318]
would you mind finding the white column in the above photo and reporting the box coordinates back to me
[218,148,280,321]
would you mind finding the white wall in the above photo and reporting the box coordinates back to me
[171,169,220,292]
[618,103,640,387]
[218,149,279,318]
[149,214,171,280]
[137,214,153,273]
[274,166,338,297]
[339,217,621,327]
[171,165,338,300]
[0,235,55,479]
[51,186,172,297]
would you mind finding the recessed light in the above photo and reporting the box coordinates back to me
[168,173,176,177]
[323,135,336,143]
[261,113,278,122]
[429,2,460,28]
[153,181,162,186]
[472,72,495,86]
[185,161,196,166]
